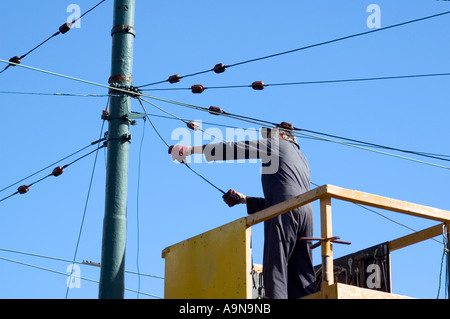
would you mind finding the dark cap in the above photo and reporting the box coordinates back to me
[276,122,295,139]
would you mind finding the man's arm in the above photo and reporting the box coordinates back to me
[246,197,266,215]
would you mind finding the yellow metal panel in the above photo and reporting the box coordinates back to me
[162,217,252,299]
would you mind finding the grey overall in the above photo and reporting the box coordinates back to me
[203,137,316,299]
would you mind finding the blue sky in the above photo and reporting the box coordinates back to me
[0,1,449,299]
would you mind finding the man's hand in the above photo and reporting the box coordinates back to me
[168,145,192,163]
[223,189,247,207]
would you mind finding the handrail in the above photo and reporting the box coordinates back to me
[245,184,450,295]
[246,184,450,227]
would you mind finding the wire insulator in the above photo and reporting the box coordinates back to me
[9,56,21,65]
[191,84,205,94]
[18,185,30,194]
[101,110,110,120]
[187,121,200,131]
[213,63,226,73]
[208,106,223,115]
[51,166,64,177]
[168,74,181,84]
[251,81,265,90]
[59,22,72,34]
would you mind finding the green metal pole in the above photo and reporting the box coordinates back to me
[99,0,136,299]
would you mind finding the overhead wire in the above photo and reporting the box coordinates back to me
[136,97,449,252]
[135,114,146,299]
[139,72,450,92]
[1,59,448,170]
[2,6,448,299]
[0,0,107,75]
[0,139,107,195]
[437,226,449,298]
[0,247,164,280]
[136,10,450,88]
[0,91,111,98]
[0,143,106,204]
[64,97,109,299]
[136,97,227,195]
[0,256,162,298]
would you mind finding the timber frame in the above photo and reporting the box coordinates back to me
[162,184,449,299]
[246,184,450,299]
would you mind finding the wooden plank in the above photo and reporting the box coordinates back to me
[320,197,334,287]
[302,283,413,299]
[246,185,328,227]
[325,185,450,222]
[334,283,413,299]
[389,223,444,251]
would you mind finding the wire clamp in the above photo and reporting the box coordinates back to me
[111,24,136,37]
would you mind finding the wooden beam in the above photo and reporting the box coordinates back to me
[246,185,328,227]
[320,197,334,288]
[325,185,450,222]
[389,223,444,251]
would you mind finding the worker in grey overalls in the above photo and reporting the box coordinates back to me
[169,122,316,299]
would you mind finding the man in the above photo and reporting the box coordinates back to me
[169,122,316,299]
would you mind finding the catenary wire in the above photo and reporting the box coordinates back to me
[1,59,448,169]
[136,10,450,88]
[135,99,448,249]
[0,91,112,98]
[0,256,162,298]
[0,247,164,279]
[135,116,146,298]
[65,97,109,299]
[0,143,106,204]
[0,138,106,195]
[140,72,450,92]
[136,98,227,194]
[0,0,107,75]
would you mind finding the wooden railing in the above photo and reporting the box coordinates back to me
[162,184,450,299]
[246,184,450,298]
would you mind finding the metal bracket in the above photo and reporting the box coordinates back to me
[111,24,136,37]
[300,236,351,249]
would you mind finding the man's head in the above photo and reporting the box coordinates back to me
[261,122,297,144]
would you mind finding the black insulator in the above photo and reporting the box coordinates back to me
[8,56,21,65]
[59,22,72,34]
[191,84,205,94]
[251,81,265,90]
[18,185,30,194]
[213,63,226,73]
[168,74,181,83]
[51,166,64,177]
[208,106,223,115]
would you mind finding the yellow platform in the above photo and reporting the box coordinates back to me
[162,184,450,299]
